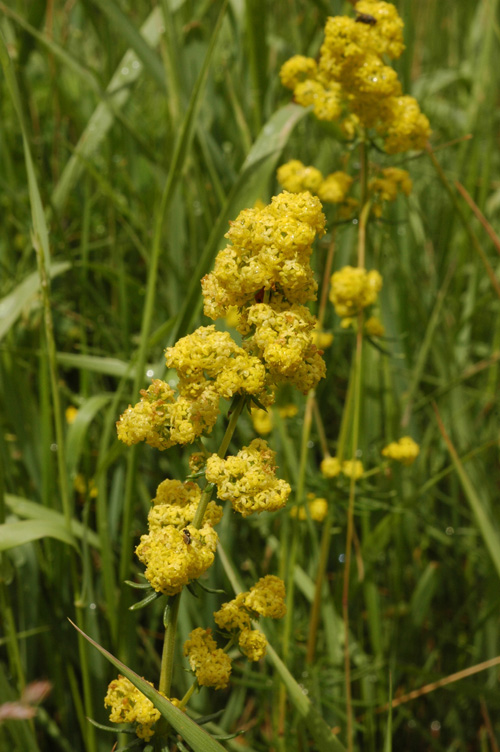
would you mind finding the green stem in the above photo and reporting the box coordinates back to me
[160,394,247,696]
[278,391,314,730]
[192,395,247,529]
[159,593,182,696]
[342,317,364,752]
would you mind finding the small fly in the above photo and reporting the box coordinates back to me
[356,12,377,25]
[182,528,192,545]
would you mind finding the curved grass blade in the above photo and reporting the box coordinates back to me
[5,495,100,549]
[66,394,114,481]
[69,621,228,752]
[0,262,70,342]
[89,0,166,90]
[265,643,347,752]
[51,8,165,212]
[433,402,500,581]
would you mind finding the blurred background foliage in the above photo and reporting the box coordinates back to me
[0,0,500,750]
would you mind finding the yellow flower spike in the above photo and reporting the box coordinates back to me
[290,495,328,522]
[342,459,364,480]
[202,191,326,323]
[280,55,318,89]
[382,436,420,465]
[308,496,328,522]
[320,456,342,478]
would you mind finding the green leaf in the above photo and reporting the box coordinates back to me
[0,520,78,552]
[69,621,228,752]
[5,495,100,549]
[66,394,114,481]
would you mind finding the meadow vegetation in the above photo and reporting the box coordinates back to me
[1,1,500,750]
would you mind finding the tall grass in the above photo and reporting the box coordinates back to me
[1,1,499,750]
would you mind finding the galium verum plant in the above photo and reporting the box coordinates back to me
[103,1,428,747]
[106,191,327,743]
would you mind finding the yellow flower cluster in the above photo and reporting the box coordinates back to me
[202,191,325,320]
[214,576,287,661]
[165,326,267,401]
[200,192,327,395]
[117,378,220,450]
[148,479,223,529]
[369,167,412,216]
[104,675,179,741]
[280,1,430,153]
[205,439,291,517]
[278,160,353,205]
[117,325,274,451]
[247,304,326,393]
[382,436,420,465]
[135,523,218,595]
[290,494,328,522]
[329,266,382,319]
[183,628,232,690]
[320,456,364,479]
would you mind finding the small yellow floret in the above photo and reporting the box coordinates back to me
[238,628,268,661]
[382,436,420,465]
[251,408,273,435]
[365,316,385,337]
[183,628,232,690]
[318,171,353,204]
[244,575,287,619]
[321,456,342,478]
[342,459,364,479]
[329,266,382,318]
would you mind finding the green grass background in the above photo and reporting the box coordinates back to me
[1,1,500,750]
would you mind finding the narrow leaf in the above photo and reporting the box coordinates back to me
[69,622,228,752]
[5,495,100,549]
[0,521,77,552]
[0,262,70,342]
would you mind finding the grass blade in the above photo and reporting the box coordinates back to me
[433,402,500,580]
[70,621,228,752]
[0,521,77,551]
[51,8,165,212]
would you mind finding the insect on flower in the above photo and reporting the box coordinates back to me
[182,528,192,545]
[356,12,377,25]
